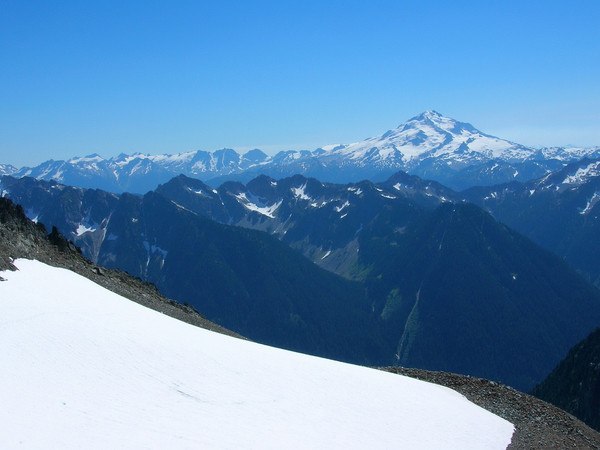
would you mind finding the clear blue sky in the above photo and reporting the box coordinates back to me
[1,0,599,167]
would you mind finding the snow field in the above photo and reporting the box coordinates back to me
[0,259,514,449]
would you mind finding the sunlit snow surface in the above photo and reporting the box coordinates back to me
[0,259,513,449]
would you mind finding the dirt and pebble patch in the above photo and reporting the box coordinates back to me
[383,367,600,449]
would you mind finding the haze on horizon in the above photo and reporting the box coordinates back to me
[1,1,599,168]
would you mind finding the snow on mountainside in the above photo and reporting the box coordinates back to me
[559,160,600,186]
[319,110,533,168]
[10,149,271,194]
[0,164,17,176]
[6,111,600,193]
[539,146,600,162]
[0,259,514,449]
[321,111,600,168]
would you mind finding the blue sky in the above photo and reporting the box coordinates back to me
[1,0,599,167]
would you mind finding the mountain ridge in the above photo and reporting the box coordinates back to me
[5,111,600,193]
[4,157,600,449]
[4,173,600,390]
[463,157,600,286]
[0,196,242,338]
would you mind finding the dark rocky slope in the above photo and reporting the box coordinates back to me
[0,197,242,338]
[531,327,600,433]
[464,158,600,287]
[364,202,600,391]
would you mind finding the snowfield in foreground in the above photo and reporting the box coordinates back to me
[0,259,514,449]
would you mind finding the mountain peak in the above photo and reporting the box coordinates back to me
[408,110,446,124]
[421,110,444,119]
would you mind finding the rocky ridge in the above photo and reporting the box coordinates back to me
[0,197,243,339]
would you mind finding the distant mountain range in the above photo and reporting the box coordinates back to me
[3,172,600,391]
[3,111,599,193]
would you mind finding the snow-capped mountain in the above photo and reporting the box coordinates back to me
[154,172,455,276]
[7,111,600,193]
[0,258,515,449]
[0,163,16,176]
[11,149,270,194]
[314,110,600,189]
[320,110,532,167]
[537,146,600,162]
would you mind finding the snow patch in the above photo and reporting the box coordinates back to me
[235,192,282,218]
[580,192,600,215]
[335,201,351,213]
[563,161,600,185]
[0,259,515,449]
[186,186,209,197]
[24,208,39,224]
[393,182,413,192]
[142,241,169,259]
[171,201,198,215]
[291,184,312,201]
[76,224,96,236]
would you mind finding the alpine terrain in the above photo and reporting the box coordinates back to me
[464,158,600,286]
[3,174,600,391]
[3,195,600,448]
[0,197,517,449]
[4,111,600,193]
